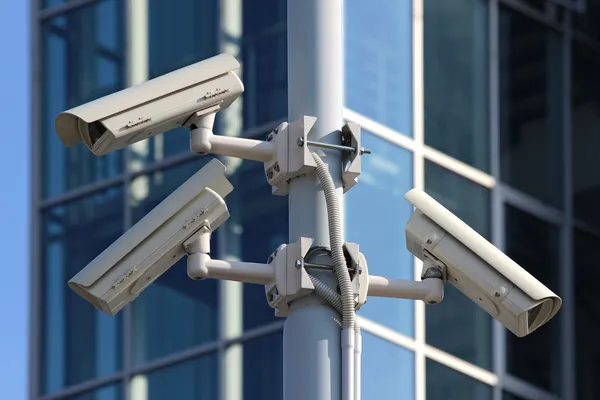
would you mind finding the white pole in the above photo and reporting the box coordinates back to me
[284,1,345,400]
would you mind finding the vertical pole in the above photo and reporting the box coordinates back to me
[284,1,344,400]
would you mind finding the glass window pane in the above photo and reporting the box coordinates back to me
[423,0,489,171]
[243,331,284,399]
[41,0,125,199]
[66,384,123,400]
[426,359,493,399]
[130,354,218,400]
[41,187,123,395]
[347,131,414,336]
[499,6,564,208]
[130,158,219,365]
[362,333,414,400]
[345,0,412,135]
[242,2,287,128]
[572,41,600,228]
[573,0,600,42]
[502,392,527,400]
[424,161,492,369]
[221,158,287,330]
[128,0,220,167]
[505,205,561,394]
[574,230,600,400]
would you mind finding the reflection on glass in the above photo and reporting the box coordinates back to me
[41,0,125,199]
[427,359,492,399]
[572,41,600,228]
[126,0,220,168]
[574,0,600,42]
[67,385,122,400]
[502,392,527,400]
[423,0,489,171]
[41,188,123,395]
[243,1,287,128]
[345,0,412,135]
[362,332,414,400]
[347,131,414,336]
[424,161,492,369]
[130,159,219,365]
[243,331,284,400]
[131,354,218,400]
[221,159,288,330]
[574,230,600,400]
[505,205,561,394]
[499,6,564,208]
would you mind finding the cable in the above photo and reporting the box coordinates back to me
[311,151,355,330]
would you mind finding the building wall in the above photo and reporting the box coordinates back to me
[30,0,600,400]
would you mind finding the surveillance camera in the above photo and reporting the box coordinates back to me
[68,159,233,316]
[55,53,244,156]
[404,189,561,338]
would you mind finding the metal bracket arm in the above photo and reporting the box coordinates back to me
[367,276,445,305]
[184,226,275,285]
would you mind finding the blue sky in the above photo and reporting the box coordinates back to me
[0,1,29,399]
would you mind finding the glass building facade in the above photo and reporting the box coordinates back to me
[29,0,599,399]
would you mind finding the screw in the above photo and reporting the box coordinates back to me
[297,137,304,147]
[295,259,302,269]
[360,147,372,155]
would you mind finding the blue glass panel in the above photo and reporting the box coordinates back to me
[220,159,287,330]
[499,6,564,209]
[242,1,287,128]
[424,161,492,369]
[128,0,220,167]
[505,205,561,394]
[427,359,492,399]
[362,332,414,400]
[423,0,489,171]
[67,384,123,400]
[41,187,123,395]
[41,0,125,199]
[130,158,219,365]
[345,0,412,135]
[139,354,218,400]
[346,131,414,336]
[243,331,284,400]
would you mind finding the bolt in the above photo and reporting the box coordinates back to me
[295,259,302,269]
[297,137,304,147]
[360,147,372,155]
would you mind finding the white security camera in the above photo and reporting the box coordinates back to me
[404,189,561,337]
[68,159,233,316]
[55,53,244,156]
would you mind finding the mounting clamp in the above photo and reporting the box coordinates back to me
[264,239,370,317]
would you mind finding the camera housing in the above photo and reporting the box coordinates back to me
[68,159,233,316]
[404,189,561,337]
[55,53,244,156]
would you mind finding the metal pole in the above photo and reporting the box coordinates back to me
[284,1,344,400]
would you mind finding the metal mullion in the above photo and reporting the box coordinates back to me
[127,321,284,379]
[30,0,42,397]
[500,184,565,226]
[39,0,99,20]
[560,11,575,400]
[489,0,505,398]
[499,0,564,31]
[39,175,124,209]
[38,372,126,400]
[38,120,284,211]
[503,374,562,400]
